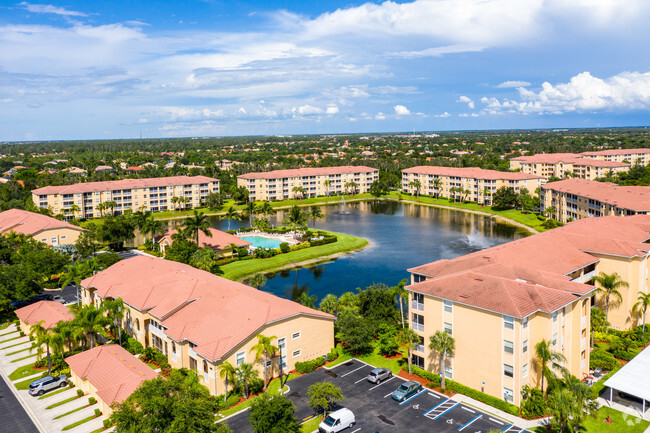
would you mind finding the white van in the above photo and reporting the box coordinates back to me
[318,408,356,433]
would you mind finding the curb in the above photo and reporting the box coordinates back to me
[0,367,48,433]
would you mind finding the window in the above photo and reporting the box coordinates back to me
[189,357,198,371]
[444,364,453,379]
[504,364,514,378]
[581,350,586,360]
[172,342,176,354]
[292,350,301,358]
[61,235,67,240]
[552,333,558,346]
[41,238,47,242]
[236,351,245,365]
[412,313,424,332]
[413,274,426,283]
[411,354,424,369]
[412,293,424,311]
[553,311,558,323]
[292,332,301,340]
[444,300,452,313]
[504,387,514,403]
[523,339,528,354]
[203,360,208,373]
[504,340,514,354]
[522,364,528,377]
[504,316,514,330]
[444,322,452,335]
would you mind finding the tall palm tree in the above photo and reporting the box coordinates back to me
[30,321,63,376]
[104,200,117,215]
[182,210,212,245]
[408,180,422,197]
[69,204,80,220]
[592,272,628,322]
[143,216,166,246]
[236,362,259,399]
[170,196,180,211]
[390,279,409,328]
[308,206,324,229]
[224,206,240,231]
[283,205,307,232]
[103,298,125,346]
[319,294,338,315]
[433,178,442,198]
[429,330,455,389]
[250,334,278,389]
[244,202,259,228]
[534,339,566,395]
[133,210,153,231]
[95,202,106,217]
[53,321,76,356]
[292,186,306,200]
[77,305,111,348]
[546,389,576,433]
[259,202,275,218]
[397,328,421,374]
[632,291,650,336]
[60,260,92,304]
[217,361,237,403]
[323,179,332,197]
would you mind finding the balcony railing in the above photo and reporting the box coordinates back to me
[149,324,164,339]
[411,322,424,332]
[415,343,424,353]
[411,301,424,312]
[188,346,198,358]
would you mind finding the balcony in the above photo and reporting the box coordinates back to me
[188,346,198,358]
[415,343,424,353]
[411,301,424,312]
[411,322,424,332]
[149,324,164,338]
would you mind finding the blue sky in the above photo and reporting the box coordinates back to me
[1,0,650,140]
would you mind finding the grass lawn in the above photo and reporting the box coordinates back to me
[0,329,19,338]
[39,386,71,400]
[8,362,40,381]
[1,340,31,350]
[62,414,98,431]
[46,395,79,410]
[532,406,649,433]
[54,404,89,420]
[327,344,404,375]
[10,353,37,363]
[15,374,46,390]
[301,416,324,432]
[0,335,23,345]
[216,375,297,419]
[219,231,368,281]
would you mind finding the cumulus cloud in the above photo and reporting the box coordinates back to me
[326,105,339,114]
[295,104,323,115]
[457,96,475,109]
[394,105,411,115]
[20,2,87,17]
[497,80,531,88]
[434,112,451,118]
[375,112,386,120]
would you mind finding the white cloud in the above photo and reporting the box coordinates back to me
[457,96,475,109]
[390,44,484,59]
[326,105,339,114]
[434,112,451,118]
[497,80,531,88]
[237,107,248,115]
[295,104,323,115]
[375,112,386,120]
[394,105,411,115]
[20,2,87,17]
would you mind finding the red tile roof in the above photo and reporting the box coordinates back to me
[65,345,157,407]
[402,166,541,180]
[511,153,628,167]
[81,256,334,361]
[542,179,650,211]
[32,175,218,195]
[238,166,377,180]
[159,227,251,250]
[0,209,84,237]
[581,148,650,157]
[15,301,74,329]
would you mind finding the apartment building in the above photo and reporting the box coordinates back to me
[580,148,650,166]
[80,256,334,396]
[0,208,85,246]
[541,179,650,222]
[237,166,379,201]
[406,215,650,404]
[510,153,630,180]
[401,166,543,204]
[31,176,219,220]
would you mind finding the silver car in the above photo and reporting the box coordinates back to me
[367,367,392,384]
[28,375,68,396]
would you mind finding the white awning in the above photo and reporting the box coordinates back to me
[604,345,650,402]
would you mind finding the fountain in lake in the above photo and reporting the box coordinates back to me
[336,195,352,215]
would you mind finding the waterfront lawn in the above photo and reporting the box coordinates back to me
[219,231,368,281]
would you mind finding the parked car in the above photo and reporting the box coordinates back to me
[318,408,355,433]
[367,367,392,384]
[391,380,423,402]
[28,375,68,396]
[51,295,65,304]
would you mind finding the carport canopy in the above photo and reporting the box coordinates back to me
[603,345,650,413]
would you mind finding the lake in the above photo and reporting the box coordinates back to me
[153,201,529,302]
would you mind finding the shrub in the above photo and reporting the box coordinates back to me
[89,396,96,405]
[377,326,399,356]
[590,348,618,371]
[289,242,311,252]
[249,378,264,396]
[446,380,519,416]
[76,389,83,397]
[68,382,74,389]
[122,336,144,355]
[94,408,101,417]
[520,385,546,419]
[411,366,440,387]
[141,347,167,364]
[19,331,24,337]
[103,419,112,429]
[279,242,290,253]
[326,348,338,362]
[226,393,241,408]
[593,331,615,343]
[611,349,637,361]
[295,356,326,374]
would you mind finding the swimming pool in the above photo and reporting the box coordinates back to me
[240,236,283,249]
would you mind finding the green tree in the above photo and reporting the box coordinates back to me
[590,307,609,348]
[189,247,217,271]
[292,186,306,200]
[429,330,455,390]
[295,292,317,308]
[132,210,153,232]
[183,210,212,245]
[369,179,389,197]
[543,206,557,219]
[396,328,420,374]
[390,279,409,328]
[250,334,278,389]
[30,321,62,376]
[592,272,628,322]
[319,294,338,315]
[307,382,343,416]
[433,179,442,198]
[53,321,78,357]
[75,228,99,258]
[546,389,576,433]
[534,339,566,395]
[236,362,259,399]
[408,180,422,197]
[60,260,92,303]
[249,393,301,433]
[283,205,307,231]
[165,238,199,264]
[143,216,166,247]
[633,291,650,336]
[249,273,267,289]
[323,179,332,197]
[492,186,518,208]
[76,304,111,348]
[103,297,125,346]
[110,369,230,433]
[224,206,240,231]
[308,206,324,229]
[259,202,276,218]
[244,202,259,227]
[336,309,373,353]
[205,192,224,211]
[217,361,237,403]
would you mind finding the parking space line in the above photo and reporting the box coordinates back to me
[369,376,395,390]
[354,377,367,384]
[489,418,504,425]
[399,389,427,405]
[423,397,451,416]
[428,392,441,399]
[458,414,482,431]
[502,424,513,432]
[351,429,361,433]
[432,402,460,420]
[341,365,367,377]
[461,406,475,413]
[384,393,392,398]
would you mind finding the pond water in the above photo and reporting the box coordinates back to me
[144,201,529,302]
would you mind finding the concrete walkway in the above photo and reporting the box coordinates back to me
[450,393,552,429]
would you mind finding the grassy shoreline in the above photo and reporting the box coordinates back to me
[219,231,368,281]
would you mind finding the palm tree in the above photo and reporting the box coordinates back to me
[53,321,76,356]
[632,291,650,336]
[408,180,422,197]
[543,206,557,219]
[181,196,191,210]
[292,186,305,200]
[319,294,338,315]
[77,305,111,348]
[69,204,80,220]
[592,272,628,322]
[259,202,275,218]
[296,292,317,308]
[224,206,240,231]
[60,260,92,304]
[432,178,442,198]
[104,200,117,215]
[143,216,166,246]
[308,206,324,229]
[132,210,152,231]
[189,247,217,271]
[562,371,599,432]
[170,196,181,211]
[250,334,278,389]
[590,307,609,348]
[396,328,421,374]
[323,179,332,197]
[30,321,63,376]
[249,273,267,289]
[481,187,491,205]
[534,339,566,395]
[547,389,576,433]
[390,279,409,328]
[217,361,237,403]
[95,202,106,217]
[244,202,259,228]
[103,298,125,346]
[236,362,259,399]
[283,205,307,232]
[429,330,455,389]
[182,210,212,245]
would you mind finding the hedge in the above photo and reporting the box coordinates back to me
[412,366,440,387]
[446,380,519,416]
[295,356,326,374]
[590,349,618,371]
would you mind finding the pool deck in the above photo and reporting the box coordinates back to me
[236,230,300,247]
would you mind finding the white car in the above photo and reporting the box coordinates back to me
[318,408,355,433]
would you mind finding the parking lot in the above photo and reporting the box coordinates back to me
[225,359,527,433]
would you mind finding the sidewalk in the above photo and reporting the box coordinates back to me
[450,392,552,430]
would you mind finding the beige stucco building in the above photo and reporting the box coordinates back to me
[541,179,650,222]
[237,166,379,201]
[0,209,85,246]
[580,148,650,165]
[401,166,543,204]
[406,215,650,405]
[509,152,633,180]
[80,256,334,396]
[31,175,219,220]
